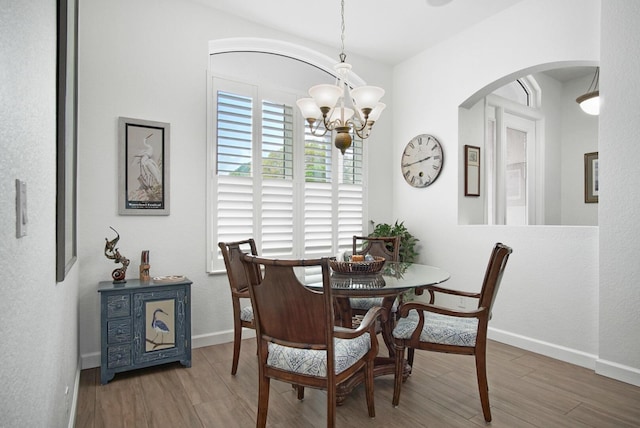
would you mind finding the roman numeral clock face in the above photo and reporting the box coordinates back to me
[401,134,444,188]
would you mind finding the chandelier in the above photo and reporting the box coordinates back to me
[296,0,386,154]
[576,67,600,115]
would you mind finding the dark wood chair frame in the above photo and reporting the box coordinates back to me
[218,239,262,375]
[352,235,400,263]
[392,242,513,422]
[350,236,401,317]
[242,254,383,428]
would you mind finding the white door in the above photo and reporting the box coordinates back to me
[490,111,537,225]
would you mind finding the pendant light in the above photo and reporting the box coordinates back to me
[576,67,600,115]
[296,0,385,154]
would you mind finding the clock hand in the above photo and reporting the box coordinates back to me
[402,156,432,167]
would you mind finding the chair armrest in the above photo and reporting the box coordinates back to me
[232,289,250,298]
[334,306,384,339]
[397,301,486,319]
[424,284,480,298]
[423,284,480,304]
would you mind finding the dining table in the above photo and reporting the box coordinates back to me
[307,260,451,404]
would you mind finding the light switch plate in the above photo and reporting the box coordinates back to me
[16,179,27,238]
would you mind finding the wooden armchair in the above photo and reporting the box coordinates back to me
[349,236,400,319]
[241,254,383,428]
[392,243,513,422]
[218,239,261,375]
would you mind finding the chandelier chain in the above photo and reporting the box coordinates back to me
[339,0,346,63]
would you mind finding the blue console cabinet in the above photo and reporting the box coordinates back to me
[98,278,192,384]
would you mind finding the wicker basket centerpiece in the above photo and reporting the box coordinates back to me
[329,256,386,274]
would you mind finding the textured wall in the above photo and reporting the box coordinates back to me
[76,0,393,367]
[598,0,640,384]
[0,1,80,426]
[393,0,639,386]
[393,0,602,368]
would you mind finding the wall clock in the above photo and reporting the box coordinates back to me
[401,134,444,188]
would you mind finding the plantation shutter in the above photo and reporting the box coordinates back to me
[261,100,294,258]
[215,89,254,247]
[208,77,366,272]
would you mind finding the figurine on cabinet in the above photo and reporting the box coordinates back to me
[104,227,130,284]
[140,250,150,282]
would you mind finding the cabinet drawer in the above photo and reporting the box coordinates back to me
[107,319,132,344]
[107,344,131,368]
[106,294,130,318]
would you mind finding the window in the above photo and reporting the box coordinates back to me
[207,77,365,272]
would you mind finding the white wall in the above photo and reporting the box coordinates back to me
[535,72,564,225]
[77,0,393,367]
[394,0,640,386]
[598,0,640,385]
[0,1,80,426]
[393,0,604,371]
[457,100,486,224]
[76,0,640,388]
[458,69,598,226]
[559,73,599,225]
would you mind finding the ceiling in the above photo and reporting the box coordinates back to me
[196,0,525,65]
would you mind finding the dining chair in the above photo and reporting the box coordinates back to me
[391,242,513,422]
[349,236,401,321]
[218,239,262,375]
[241,254,383,428]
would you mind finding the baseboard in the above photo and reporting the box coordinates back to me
[490,327,640,387]
[67,357,81,428]
[595,358,640,387]
[192,328,255,349]
[81,352,101,369]
[488,327,597,370]
[79,327,640,388]
[80,329,254,369]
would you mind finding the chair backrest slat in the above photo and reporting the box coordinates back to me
[478,243,513,315]
[218,239,261,293]
[352,236,400,262]
[242,256,334,348]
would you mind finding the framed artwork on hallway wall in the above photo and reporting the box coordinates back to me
[56,0,79,282]
[584,152,598,203]
[464,145,481,197]
[118,117,171,215]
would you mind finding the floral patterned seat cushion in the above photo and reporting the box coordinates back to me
[240,306,254,322]
[267,333,371,377]
[392,309,479,347]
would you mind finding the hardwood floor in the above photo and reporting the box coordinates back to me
[76,337,640,427]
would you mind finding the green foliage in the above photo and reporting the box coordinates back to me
[370,220,419,263]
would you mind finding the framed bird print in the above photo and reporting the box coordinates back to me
[118,117,170,215]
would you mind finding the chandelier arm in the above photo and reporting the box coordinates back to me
[306,119,330,137]
[355,106,372,128]
[349,116,370,132]
[322,115,342,132]
[352,120,374,140]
